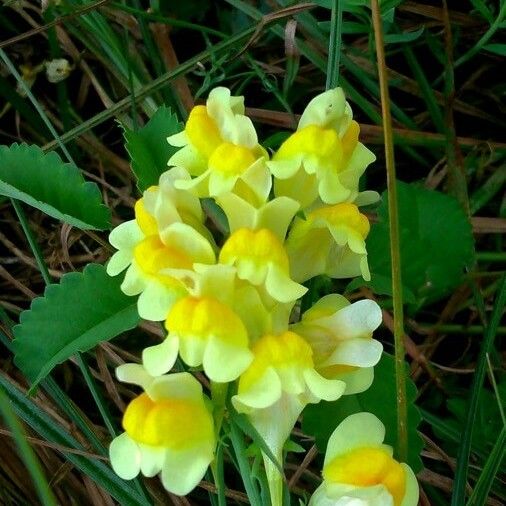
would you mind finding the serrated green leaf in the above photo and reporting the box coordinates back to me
[124,106,182,192]
[302,353,424,473]
[0,143,111,230]
[13,264,139,388]
[363,181,475,307]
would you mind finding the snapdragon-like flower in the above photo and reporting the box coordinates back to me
[106,175,215,321]
[291,294,382,394]
[286,203,371,283]
[142,264,253,382]
[233,331,346,506]
[168,87,270,203]
[220,227,307,304]
[268,88,377,209]
[309,413,419,506]
[109,365,215,496]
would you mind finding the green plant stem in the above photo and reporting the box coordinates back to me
[326,0,343,89]
[451,273,506,505]
[229,421,262,506]
[75,354,116,438]
[211,382,228,437]
[11,200,52,285]
[211,442,226,506]
[263,450,284,506]
[370,0,408,463]
[0,387,57,506]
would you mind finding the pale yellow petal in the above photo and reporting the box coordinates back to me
[142,338,179,377]
[109,433,141,480]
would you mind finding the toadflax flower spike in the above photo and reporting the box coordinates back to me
[109,365,215,496]
[309,412,419,506]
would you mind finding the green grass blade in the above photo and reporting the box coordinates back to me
[228,421,263,506]
[0,387,57,506]
[42,24,257,151]
[467,427,506,506]
[326,0,343,89]
[451,273,506,505]
[0,374,149,506]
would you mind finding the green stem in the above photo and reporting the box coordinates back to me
[210,442,226,506]
[11,200,52,286]
[211,382,228,437]
[326,0,343,89]
[263,449,284,506]
[75,354,117,438]
[229,421,262,506]
[370,0,408,462]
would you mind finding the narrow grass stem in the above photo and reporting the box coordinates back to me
[229,422,263,506]
[0,388,57,506]
[370,0,408,462]
[451,274,506,505]
[11,200,52,286]
[326,0,343,89]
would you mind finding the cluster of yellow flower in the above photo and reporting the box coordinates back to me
[106,87,418,505]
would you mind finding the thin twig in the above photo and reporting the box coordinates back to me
[370,0,408,462]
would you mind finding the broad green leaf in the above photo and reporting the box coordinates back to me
[0,143,111,230]
[363,181,475,307]
[13,264,139,388]
[124,106,182,192]
[302,353,424,473]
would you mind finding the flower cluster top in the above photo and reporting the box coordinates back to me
[106,87,418,506]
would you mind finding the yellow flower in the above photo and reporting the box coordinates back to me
[233,331,345,506]
[309,413,419,506]
[216,192,300,242]
[109,365,215,496]
[106,187,216,321]
[220,228,307,303]
[142,264,254,382]
[286,203,371,283]
[268,88,377,209]
[291,294,383,394]
[167,87,270,204]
